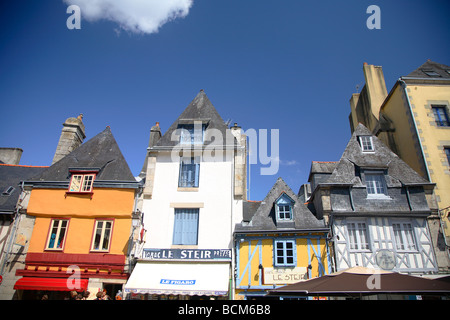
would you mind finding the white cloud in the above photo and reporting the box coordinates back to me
[280,159,298,166]
[64,0,193,34]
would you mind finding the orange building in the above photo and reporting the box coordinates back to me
[14,127,140,300]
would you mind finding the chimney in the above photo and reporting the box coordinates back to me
[52,114,86,164]
[0,147,23,165]
[139,122,162,178]
[362,63,388,121]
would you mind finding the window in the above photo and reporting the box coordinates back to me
[275,194,294,221]
[46,219,69,250]
[445,147,450,166]
[274,240,296,267]
[2,186,15,196]
[422,69,441,77]
[365,173,387,196]
[277,204,292,220]
[393,223,417,251]
[347,222,369,251]
[359,136,374,152]
[69,173,96,193]
[432,106,450,127]
[178,157,200,188]
[178,123,205,145]
[173,208,199,245]
[91,220,113,252]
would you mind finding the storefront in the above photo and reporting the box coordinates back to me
[13,277,89,300]
[124,248,231,300]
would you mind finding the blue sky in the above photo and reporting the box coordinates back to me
[0,0,449,201]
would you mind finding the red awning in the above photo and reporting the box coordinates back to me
[14,277,88,291]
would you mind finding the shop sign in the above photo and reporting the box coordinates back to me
[263,267,307,285]
[142,248,231,261]
[160,279,196,285]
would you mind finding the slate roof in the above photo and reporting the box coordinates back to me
[153,90,237,149]
[406,60,450,79]
[0,164,46,214]
[28,127,136,183]
[235,177,326,233]
[325,124,431,186]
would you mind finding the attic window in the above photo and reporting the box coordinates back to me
[359,136,374,152]
[2,186,15,196]
[178,123,205,145]
[364,172,389,199]
[67,171,97,195]
[422,69,441,77]
[275,194,294,221]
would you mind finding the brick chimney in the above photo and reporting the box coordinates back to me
[52,114,86,164]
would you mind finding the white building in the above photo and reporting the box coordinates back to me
[125,90,247,300]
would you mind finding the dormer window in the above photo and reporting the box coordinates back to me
[359,136,374,152]
[364,172,388,198]
[67,169,98,195]
[178,123,205,145]
[275,193,294,221]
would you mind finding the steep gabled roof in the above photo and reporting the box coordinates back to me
[235,177,326,233]
[29,127,135,182]
[153,90,236,149]
[326,124,430,186]
[406,60,450,79]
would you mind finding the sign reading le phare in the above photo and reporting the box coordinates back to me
[142,248,231,261]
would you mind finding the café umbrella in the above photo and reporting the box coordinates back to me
[267,267,450,298]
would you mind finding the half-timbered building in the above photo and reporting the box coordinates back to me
[309,124,439,274]
[234,177,331,300]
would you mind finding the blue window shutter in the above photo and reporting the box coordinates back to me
[173,210,183,244]
[173,209,199,245]
[184,209,199,245]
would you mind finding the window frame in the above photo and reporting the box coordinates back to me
[172,208,199,245]
[67,171,97,194]
[432,105,450,127]
[178,123,205,145]
[347,221,370,252]
[445,147,450,167]
[359,135,375,152]
[45,218,70,251]
[364,171,389,199]
[392,222,417,252]
[90,219,114,252]
[178,157,200,188]
[275,194,294,222]
[274,239,297,267]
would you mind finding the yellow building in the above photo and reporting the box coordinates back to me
[234,178,331,300]
[349,60,450,272]
[14,127,140,299]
